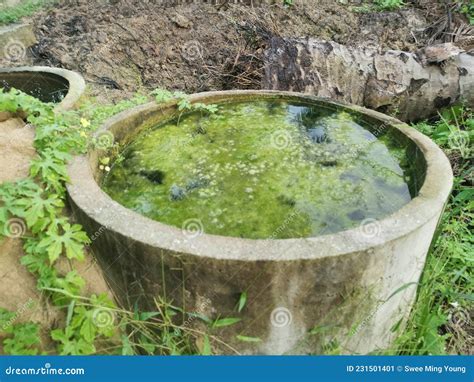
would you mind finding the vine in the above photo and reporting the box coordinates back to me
[0,88,232,355]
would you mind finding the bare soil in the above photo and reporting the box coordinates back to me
[28,1,457,100]
[0,116,35,182]
[0,114,112,350]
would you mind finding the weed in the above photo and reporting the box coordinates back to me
[0,308,41,355]
[458,0,474,25]
[0,88,237,355]
[150,89,218,115]
[374,0,404,11]
[392,106,473,355]
[0,0,56,25]
[352,0,404,13]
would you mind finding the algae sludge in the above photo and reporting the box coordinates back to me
[102,100,414,239]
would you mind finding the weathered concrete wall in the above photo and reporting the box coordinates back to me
[0,66,86,111]
[67,90,453,354]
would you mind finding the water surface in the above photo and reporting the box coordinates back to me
[103,100,413,239]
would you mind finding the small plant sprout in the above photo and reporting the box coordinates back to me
[151,88,219,115]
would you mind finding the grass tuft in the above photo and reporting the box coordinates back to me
[393,106,473,355]
[0,0,56,25]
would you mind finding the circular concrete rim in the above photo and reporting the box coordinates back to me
[0,66,86,111]
[67,90,453,262]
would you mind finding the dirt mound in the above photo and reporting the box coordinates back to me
[0,117,35,182]
[29,1,439,98]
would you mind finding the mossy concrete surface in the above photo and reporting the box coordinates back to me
[66,90,453,354]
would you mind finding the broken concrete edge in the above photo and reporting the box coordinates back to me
[0,66,86,111]
[263,37,474,123]
[66,90,454,262]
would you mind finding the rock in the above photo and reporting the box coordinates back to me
[264,37,474,122]
[171,13,192,29]
[170,184,186,200]
[307,127,328,143]
[419,43,465,65]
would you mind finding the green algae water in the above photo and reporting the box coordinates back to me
[102,100,414,239]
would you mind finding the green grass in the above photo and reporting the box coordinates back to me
[0,0,56,25]
[459,0,474,25]
[393,106,473,355]
[350,0,404,13]
[373,0,404,11]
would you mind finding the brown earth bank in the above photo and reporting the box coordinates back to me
[26,0,471,101]
[0,114,112,352]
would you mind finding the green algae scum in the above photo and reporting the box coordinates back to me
[102,100,416,239]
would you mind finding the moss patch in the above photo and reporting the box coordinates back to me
[103,100,413,239]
